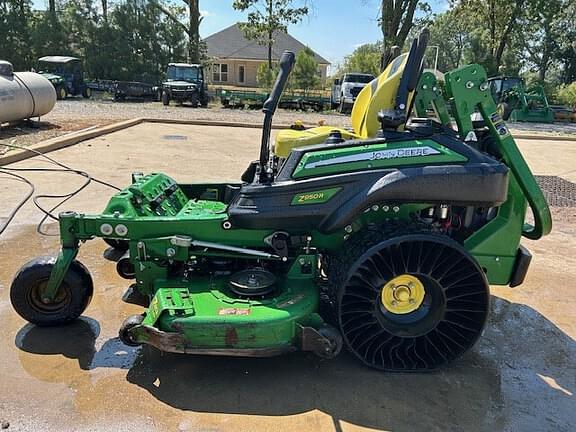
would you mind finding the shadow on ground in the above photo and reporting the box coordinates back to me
[15,297,575,432]
[0,120,61,140]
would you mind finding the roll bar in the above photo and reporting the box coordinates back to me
[259,51,296,183]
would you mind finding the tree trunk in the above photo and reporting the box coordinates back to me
[48,0,55,14]
[267,0,273,70]
[189,0,200,63]
[102,0,107,22]
[494,0,524,69]
[380,0,419,49]
[151,1,201,63]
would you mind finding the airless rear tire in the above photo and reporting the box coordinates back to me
[330,230,489,371]
[10,256,93,326]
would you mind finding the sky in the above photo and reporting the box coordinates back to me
[32,0,449,71]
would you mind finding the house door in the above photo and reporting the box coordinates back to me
[238,65,245,84]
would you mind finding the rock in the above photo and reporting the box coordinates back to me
[1,420,9,429]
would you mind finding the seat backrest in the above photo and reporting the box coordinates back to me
[351,53,409,138]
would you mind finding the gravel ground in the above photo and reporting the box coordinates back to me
[2,97,576,150]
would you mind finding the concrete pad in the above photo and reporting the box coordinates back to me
[0,123,575,431]
[517,138,576,182]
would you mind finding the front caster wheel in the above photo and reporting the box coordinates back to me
[119,314,144,346]
[332,232,489,371]
[10,256,93,326]
[314,326,343,359]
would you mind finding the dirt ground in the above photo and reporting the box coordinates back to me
[0,123,574,432]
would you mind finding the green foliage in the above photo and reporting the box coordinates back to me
[233,0,309,69]
[427,10,468,71]
[338,43,382,76]
[292,47,319,94]
[256,62,279,89]
[0,0,188,82]
[0,0,34,70]
[557,82,576,106]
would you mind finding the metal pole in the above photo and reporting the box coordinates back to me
[427,45,440,72]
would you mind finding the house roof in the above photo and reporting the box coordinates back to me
[205,23,330,65]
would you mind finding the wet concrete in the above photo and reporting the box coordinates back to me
[0,123,575,431]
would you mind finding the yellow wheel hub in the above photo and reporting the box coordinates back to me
[381,274,425,315]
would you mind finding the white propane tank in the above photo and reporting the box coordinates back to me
[0,60,57,124]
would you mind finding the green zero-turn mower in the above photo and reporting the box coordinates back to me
[10,31,552,371]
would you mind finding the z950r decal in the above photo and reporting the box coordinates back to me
[305,146,442,169]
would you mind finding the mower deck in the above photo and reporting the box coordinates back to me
[127,258,323,355]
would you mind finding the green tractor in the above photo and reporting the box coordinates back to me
[10,31,552,371]
[37,56,92,100]
[488,76,554,123]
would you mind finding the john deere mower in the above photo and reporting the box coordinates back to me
[10,31,552,371]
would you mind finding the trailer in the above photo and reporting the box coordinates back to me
[216,88,330,111]
[88,80,160,101]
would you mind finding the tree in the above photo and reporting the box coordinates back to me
[521,0,567,82]
[379,0,431,49]
[152,0,203,63]
[256,61,279,89]
[31,9,69,61]
[428,10,469,71]
[557,82,576,107]
[0,0,33,69]
[232,0,309,71]
[101,0,107,22]
[452,0,526,74]
[292,46,319,94]
[554,1,576,83]
[338,43,382,76]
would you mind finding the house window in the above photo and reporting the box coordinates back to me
[213,64,228,82]
[238,65,245,84]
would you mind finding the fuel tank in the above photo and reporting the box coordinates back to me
[0,61,56,123]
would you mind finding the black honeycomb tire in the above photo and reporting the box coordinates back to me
[328,226,489,371]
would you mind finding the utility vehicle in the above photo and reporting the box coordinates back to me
[11,31,551,371]
[161,63,208,107]
[37,56,91,100]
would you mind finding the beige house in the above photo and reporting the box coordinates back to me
[205,23,330,88]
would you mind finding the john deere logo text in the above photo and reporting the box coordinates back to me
[370,146,440,160]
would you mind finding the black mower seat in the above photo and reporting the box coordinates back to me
[274,54,410,158]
